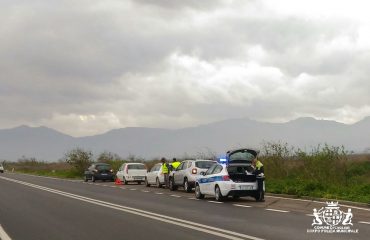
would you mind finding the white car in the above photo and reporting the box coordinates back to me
[195,148,265,202]
[116,163,147,184]
[169,160,215,192]
[145,163,165,188]
[0,164,4,173]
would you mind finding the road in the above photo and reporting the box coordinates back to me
[0,173,369,240]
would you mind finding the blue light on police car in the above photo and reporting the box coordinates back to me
[219,158,227,162]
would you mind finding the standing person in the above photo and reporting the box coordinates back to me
[252,157,265,201]
[171,158,181,170]
[252,157,264,175]
[161,157,170,188]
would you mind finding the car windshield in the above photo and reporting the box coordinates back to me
[96,164,111,170]
[128,164,146,170]
[195,161,214,169]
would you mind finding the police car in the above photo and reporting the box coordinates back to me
[195,148,265,202]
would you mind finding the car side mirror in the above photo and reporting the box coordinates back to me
[200,171,206,176]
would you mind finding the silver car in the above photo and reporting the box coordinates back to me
[169,160,215,192]
[145,163,165,188]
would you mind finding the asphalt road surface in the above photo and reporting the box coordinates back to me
[0,173,369,240]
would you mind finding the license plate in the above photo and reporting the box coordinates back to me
[240,185,254,190]
[134,177,143,180]
[101,173,107,176]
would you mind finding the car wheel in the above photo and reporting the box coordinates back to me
[156,178,162,188]
[184,179,192,193]
[138,181,142,185]
[195,184,205,199]
[123,177,128,185]
[91,175,96,182]
[215,186,225,202]
[145,178,150,187]
[84,175,88,182]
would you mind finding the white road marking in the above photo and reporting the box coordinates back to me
[266,208,290,213]
[141,190,150,193]
[0,176,264,240]
[0,224,12,240]
[306,214,314,217]
[188,198,199,200]
[129,189,137,191]
[359,221,370,225]
[155,192,164,195]
[233,204,252,208]
[267,195,370,212]
[120,187,126,190]
[208,201,223,204]
[170,195,181,198]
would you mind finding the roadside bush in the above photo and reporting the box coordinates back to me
[64,148,93,175]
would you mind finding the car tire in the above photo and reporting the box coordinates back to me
[145,178,150,187]
[91,175,96,182]
[156,178,162,188]
[138,181,142,185]
[84,175,88,182]
[215,186,225,202]
[123,177,128,185]
[195,184,204,199]
[184,179,192,193]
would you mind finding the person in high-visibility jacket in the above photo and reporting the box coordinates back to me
[252,157,265,201]
[161,157,170,188]
[252,158,264,175]
[171,158,181,170]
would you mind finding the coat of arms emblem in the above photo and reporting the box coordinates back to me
[312,201,353,226]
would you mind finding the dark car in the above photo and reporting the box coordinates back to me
[84,163,115,182]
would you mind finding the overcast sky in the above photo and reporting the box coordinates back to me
[1,0,370,136]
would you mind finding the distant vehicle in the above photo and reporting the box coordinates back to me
[195,148,265,202]
[0,164,4,173]
[116,163,147,184]
[169,160,215,192]
[145,163,165,188]
[84,163,115,182]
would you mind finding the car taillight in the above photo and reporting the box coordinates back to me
[222,175,230,181]
[191,168,197,174]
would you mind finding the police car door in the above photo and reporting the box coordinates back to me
[201,164,217,195]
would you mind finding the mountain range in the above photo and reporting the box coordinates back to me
[1,117,369,161]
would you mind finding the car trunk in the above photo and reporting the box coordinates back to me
[127,164,147,176]
[226,148,258,182]
[227,165,256,182]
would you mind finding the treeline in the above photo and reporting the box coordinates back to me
[2,143,370,203]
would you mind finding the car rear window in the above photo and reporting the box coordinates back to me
[195,161,214,169]
[128,164,146,170]
[96,164,111,170]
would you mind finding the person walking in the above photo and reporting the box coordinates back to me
[161,157,170,188]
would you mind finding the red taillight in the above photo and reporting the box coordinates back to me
[222,175,230,181]
[192,168,197,174]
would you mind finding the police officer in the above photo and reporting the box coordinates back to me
[252,157,265,201]
[161,157,170,188]
[171,158,181,170]
[252,157,264,175]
